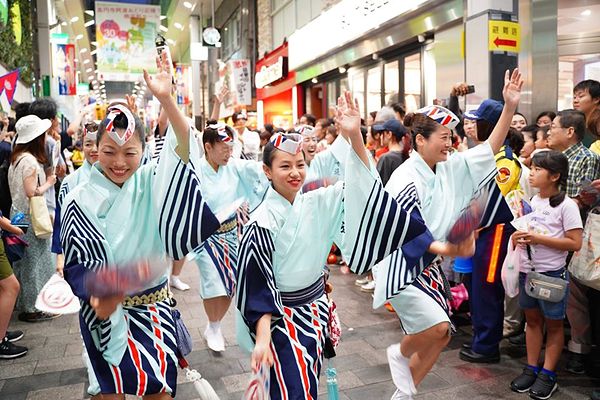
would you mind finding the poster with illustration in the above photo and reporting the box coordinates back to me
[55,44,76,95]
[95,1,159,81]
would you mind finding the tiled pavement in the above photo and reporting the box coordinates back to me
[0,261,597,399]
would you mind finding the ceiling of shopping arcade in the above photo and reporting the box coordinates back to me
[54,0,222,101]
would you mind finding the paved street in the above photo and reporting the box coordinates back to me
[0,261,597,400]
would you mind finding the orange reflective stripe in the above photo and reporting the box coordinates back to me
[486,224,505,283]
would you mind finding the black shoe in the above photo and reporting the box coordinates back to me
[566,353,586,375]
[509,332,526,347]
[6,330,23,342]
[459,347,500,363]
[591,388,600,400]
[0,337,28,359]
[510,367,538,393]
[462,342,472,350]
[529,371,558,400]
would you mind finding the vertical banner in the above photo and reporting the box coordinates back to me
[95,1,160,81]
[0,69,19,112]
[229,59,251,105]
[55,44,76,95]
[175,64,190,105]
[0,0,8,25]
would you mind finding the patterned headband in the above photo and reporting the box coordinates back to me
[296,125,316,136]
[417,105,460,130]
[207,123,233,145]
[103,104,136,146]
[270,133,303,155]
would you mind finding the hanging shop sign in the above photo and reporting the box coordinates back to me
[55,44,76,96]
[255,56,287,89]
[216,59,252,116]
[95,1,160,81]
[288,0,428,69]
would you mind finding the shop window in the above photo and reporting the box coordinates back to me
[272,0,327,50]
[367,66,382,115]
[222,10,241,60]
[384,61,399,105]
[350,70,365,119]
[558,55,600,111]
[404,53,421,112]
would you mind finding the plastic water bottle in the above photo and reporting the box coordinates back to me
[10,212,25,225]
[326,359,339,400]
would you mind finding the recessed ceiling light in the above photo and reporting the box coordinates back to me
[160,15,167,20]
[80,48,88,53]
[83,59,90,64]
[70,16,79,23]
[159,25,168,32]
[311,78,318,83]
[581,9,591,16]
[174,22,183,30]
[167,39,176,45]
[91,41,98,47]
[84,20,95,27]
[61,21,67,26]
[90,49,97,56]
[86,68,92,72]
[84,10,94,17]
[183,1,193,9]
[76,34,84,40]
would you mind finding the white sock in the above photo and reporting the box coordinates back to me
[208,321,221,332]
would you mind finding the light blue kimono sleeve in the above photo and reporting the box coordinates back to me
[233,159,270,212]
[447,141,497,192]
[153,126,220,260]
[339,149,435,280]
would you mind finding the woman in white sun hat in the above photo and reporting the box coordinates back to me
[8,114,58,323]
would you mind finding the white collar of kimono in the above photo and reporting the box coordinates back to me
[270,133,302,155]
[104,105,136,147]
[329,134,350,163]
[408,149,436,180]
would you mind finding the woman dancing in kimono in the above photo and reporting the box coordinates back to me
[236,92,475,400]
[380,69,523,400]
[192,122,269,352]
[61,56,219,399]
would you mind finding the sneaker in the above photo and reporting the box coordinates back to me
[0,337,28,359]
[529,371,558,400]
[387,344,416,399]
[204,325,225,352]
[355,277,371,286]
[18,312,60,323]
[170,276,190,291]
[510,367,538,393]
[6,330,23,343]
[566,353,586,375]
[360,280,376,292]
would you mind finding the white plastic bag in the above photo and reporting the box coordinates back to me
[569,208,600,290]
[501,242,521,298]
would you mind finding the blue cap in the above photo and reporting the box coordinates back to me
[373,119,407,138]
[464,99,503,124]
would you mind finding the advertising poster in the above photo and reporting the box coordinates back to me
[216,59,252,116]
[175,64,190,105]
[95,1,160,81]
[55,44,76,95]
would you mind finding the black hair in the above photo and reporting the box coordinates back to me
[513,112,527,125]
[264,123,274,134]
[535,111,556,125]
[301,113,316,127]
[573,79,600,100]
[557,109,586,142]
[521,124,538,141]
[97,109,145,150]
[531,150,569,207]
[536,125,550,141]
[404,112,443,150]
[391,102,406,119]
[202,124,235,147]
[14,102,31,122]
[506,128,524,156]
[29,98,57,120]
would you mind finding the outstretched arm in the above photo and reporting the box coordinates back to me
[487,69,524,154]
[144,55,190,163]
[336,91,370,167]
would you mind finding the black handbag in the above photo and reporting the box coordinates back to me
[2,233,28,263]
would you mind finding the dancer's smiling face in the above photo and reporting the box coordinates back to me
[98,131,143,187]
[263,148,306,204]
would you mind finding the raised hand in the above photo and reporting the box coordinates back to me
[143,55,173,101]
[335,91,361,139]
[502,68,523,110]
[126,94,138,114]
[215,85,229,104]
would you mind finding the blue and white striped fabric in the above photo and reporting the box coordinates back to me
[61,126,218,397]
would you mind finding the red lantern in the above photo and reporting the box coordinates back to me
[327,254,337,265]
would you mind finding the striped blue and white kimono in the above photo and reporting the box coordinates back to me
[191,157,269,299]
[236,149,435,399]
[61,127,219,397]
[378,143,502,334]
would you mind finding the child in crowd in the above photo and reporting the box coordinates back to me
[510,151,583,400]
[534,126,550,152]
[520,125,538,167]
